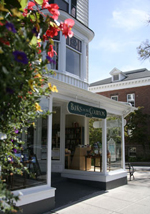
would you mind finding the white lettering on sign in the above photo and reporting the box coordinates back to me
[69,102,107,119]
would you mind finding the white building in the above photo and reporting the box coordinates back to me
[12,1,135,213]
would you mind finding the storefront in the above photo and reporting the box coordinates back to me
[12,78,135,213]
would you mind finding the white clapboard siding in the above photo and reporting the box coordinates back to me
[77,0,89,26]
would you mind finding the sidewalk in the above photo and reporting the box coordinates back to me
[45,169,150,214]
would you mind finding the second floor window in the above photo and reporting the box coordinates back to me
[66,36,82,76]
[127,93,135,107]
[47,41,59,70]
[111,96,118,101]
[71,0,77,18]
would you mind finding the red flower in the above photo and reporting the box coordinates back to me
[46,25,59,38]
[47,45,57,58]
[0,22,3,26]
[43,34,48,42]
[23,9,28,17]
[45,4,60,20]
[42,0,49,9]
[27,2,35,10]
[60,19,75,38]
[0,38,10,46]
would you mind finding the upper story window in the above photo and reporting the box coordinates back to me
[127,93,135,107]
[111,96,118,101]
[56,0,77,18]
[113,74,119,81]
[47,33,60,70]
[71,0,77,18]
[66,36,82,52]
[66,36,82,76]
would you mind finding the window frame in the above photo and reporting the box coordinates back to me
[47,40,59,71]
[111,95,118,101]
[66,36,82,77]
[113,74,119,81]
[127,93,135,107]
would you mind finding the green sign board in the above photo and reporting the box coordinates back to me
[68,101,107,119]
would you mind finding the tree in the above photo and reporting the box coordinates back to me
[125,108,150,156]
[0,0,74,213]
[137,39,150,61]
[89,119,102,146]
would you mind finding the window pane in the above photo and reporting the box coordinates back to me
[47,42,58,70]
[66,47,80,76]
[71,0,77,17]
[111,96,118,101]
[107,115,122,171]
[9,118,47,191]
[127,94,135,107]
[66,37,82,52]
[52,107,60,160]
[113,75,119,81]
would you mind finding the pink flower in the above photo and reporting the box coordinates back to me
[47,45,57,58]
[60,19,75,38]
[45,4,60,20]
[23,8,28,17]
[27,2,35,10]
[42,0,49,9]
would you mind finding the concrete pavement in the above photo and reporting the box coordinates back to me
[45,168,150,214]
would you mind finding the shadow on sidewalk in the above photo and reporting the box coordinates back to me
[51,173,106,213]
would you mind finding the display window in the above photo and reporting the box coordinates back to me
[107,114,122,171]
[65,115,104,172]
[64,113,123,172]
[52,106,60,160]
[7,117,48,191]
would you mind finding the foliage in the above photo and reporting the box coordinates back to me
[125,108,150,151]
[137,39,150,61]
[0,0,74,213]
[89,119,102,146]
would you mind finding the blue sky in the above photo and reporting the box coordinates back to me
[89,0,150,83]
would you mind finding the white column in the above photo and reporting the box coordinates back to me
[59,33,66,72]
[122,116,125,170]
[81,41,86,81]
[47,95,53,187]
[84,117,89,145]
[102,119,107,174]
[61,104,66,169]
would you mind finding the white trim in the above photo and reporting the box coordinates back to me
[111,95,118,101]
[48,77,136,117]
[61,169,127,182]
[13,185,56,206]
[47,96,53,186]
[58,10,94,42]
[122,116,125,170]
[102,119,107,175]
[89,77,150,93]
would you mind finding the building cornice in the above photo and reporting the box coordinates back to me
[89,77,150,93]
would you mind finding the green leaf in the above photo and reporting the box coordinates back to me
[30,36,37,46]
[35,0,43,5]
[30,14,36,22]
[18,0,28,10]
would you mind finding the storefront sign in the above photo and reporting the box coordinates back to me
[68,101,107,119]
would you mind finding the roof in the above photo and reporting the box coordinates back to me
[48,77,136,118]
[90,68,150,87]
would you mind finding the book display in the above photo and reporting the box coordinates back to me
[65,127,84,154]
